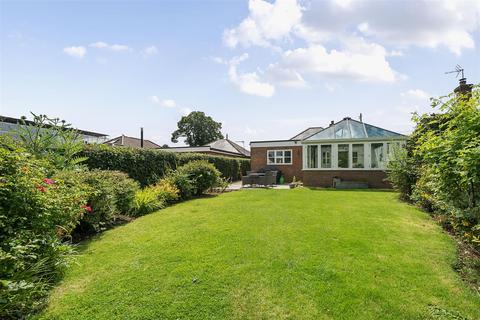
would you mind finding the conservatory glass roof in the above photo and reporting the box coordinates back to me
[305,118,405,141]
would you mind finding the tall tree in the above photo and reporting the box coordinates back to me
[171,111,224,146]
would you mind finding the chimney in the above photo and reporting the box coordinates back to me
[329,120,334,126]
[359,113,363,122]
[454,77,473,97]
[140,127,144,148]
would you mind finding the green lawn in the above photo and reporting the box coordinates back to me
[39,189,480,319]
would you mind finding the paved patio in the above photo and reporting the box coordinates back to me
[226,181,290,191]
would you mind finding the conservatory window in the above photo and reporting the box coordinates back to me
[306,145,318,168]
[352,144,365,168]
[267,149,292,165]
[371,143,385,168]
[338,144,349,168]
[321,145,332,168]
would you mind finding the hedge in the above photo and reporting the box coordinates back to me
[81,144,250,186]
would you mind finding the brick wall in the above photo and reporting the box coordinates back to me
[303,170,391,188]
[250,146,303,182]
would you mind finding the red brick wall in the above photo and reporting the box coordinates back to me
[250,146,303,182]
[303,170,391,188]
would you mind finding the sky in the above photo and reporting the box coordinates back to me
[1,0,479,148]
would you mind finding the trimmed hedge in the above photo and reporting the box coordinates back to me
[81,144,250,186]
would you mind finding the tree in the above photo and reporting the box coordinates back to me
[171,111,224,146]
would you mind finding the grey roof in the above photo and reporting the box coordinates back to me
[290,127,324,140]
[104,135,161,149]
[305,117,406,141]
[0,115,108,137]
[205,139,250,157]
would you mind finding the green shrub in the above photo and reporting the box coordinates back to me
[55,169,139,233]
[176,160,221,196]
[0,140,87,319]
[131,181,179,217]
[81,144,250,186]
[386,144,417,201]
[161,171,194,200]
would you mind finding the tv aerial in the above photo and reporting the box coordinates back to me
[445,64,464,79]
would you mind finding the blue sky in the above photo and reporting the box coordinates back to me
[1,0,479,147]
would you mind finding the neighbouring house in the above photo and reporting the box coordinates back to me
[250,117,407,188]
[164,138,250,158]
[0,115,108,143]
[104,135,161,149]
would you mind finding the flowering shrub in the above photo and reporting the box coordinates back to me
[0,139,88,318]
[55,169,139,233]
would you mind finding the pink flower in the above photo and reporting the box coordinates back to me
[35,184,46,192]
[43,178,54,185]
[81,204,93,213]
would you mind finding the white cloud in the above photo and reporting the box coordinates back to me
[63,46,86,58]
[89,41,132,52]
[142,45,158,57]
[279,41,398,82]
[150,96,176,108]
[149,96,192,115]
[223,0,303,48]
[401,89,430,101]
[265,63,307,88]
[227,54,275,97]
[303,0,479,55]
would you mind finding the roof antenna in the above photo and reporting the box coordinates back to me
[445,64,464,79]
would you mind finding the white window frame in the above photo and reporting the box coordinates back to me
[302,140,406,171]
[267,149,293,165]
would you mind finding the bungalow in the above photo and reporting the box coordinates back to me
[250,117,407,188]
[164,138,250,158]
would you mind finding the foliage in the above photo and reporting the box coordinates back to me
[55,170,139,233]
[38,190,480,320]
[386,144,417,201]
[13,113,87,170]
[131,181,179,217]
[0,139,87,319]
[160,171,195,200]
[176,160,221,196]
[170,111,224,146]
[388,84,480,248]
[81,144,250,187]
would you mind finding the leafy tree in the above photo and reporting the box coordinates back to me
[171,111,223,146]
[13,113,87,170]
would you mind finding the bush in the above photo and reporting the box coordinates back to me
[55,169,139,233]
[386,144,417,201]
[176,160,221,196]
[131,180,179,217]
[81,144,250,186]
[0,140,87,318]
[161,171,194,200]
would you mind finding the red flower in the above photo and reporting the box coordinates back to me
[35,184,46,192]
[81,204,93,213]
[43,178,54,185]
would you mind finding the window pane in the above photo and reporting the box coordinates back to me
[306,145,318,168]
[321,145,332,168]
[267,151,275,164]
[277,157,284,164]
[371,143,384,168]
[275,150,283,157]
[284,156,291,164]
[338,144,349,168]
[352,144,364,168]
[284,150,292,158]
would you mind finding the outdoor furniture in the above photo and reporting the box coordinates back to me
[242,170,277,187]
